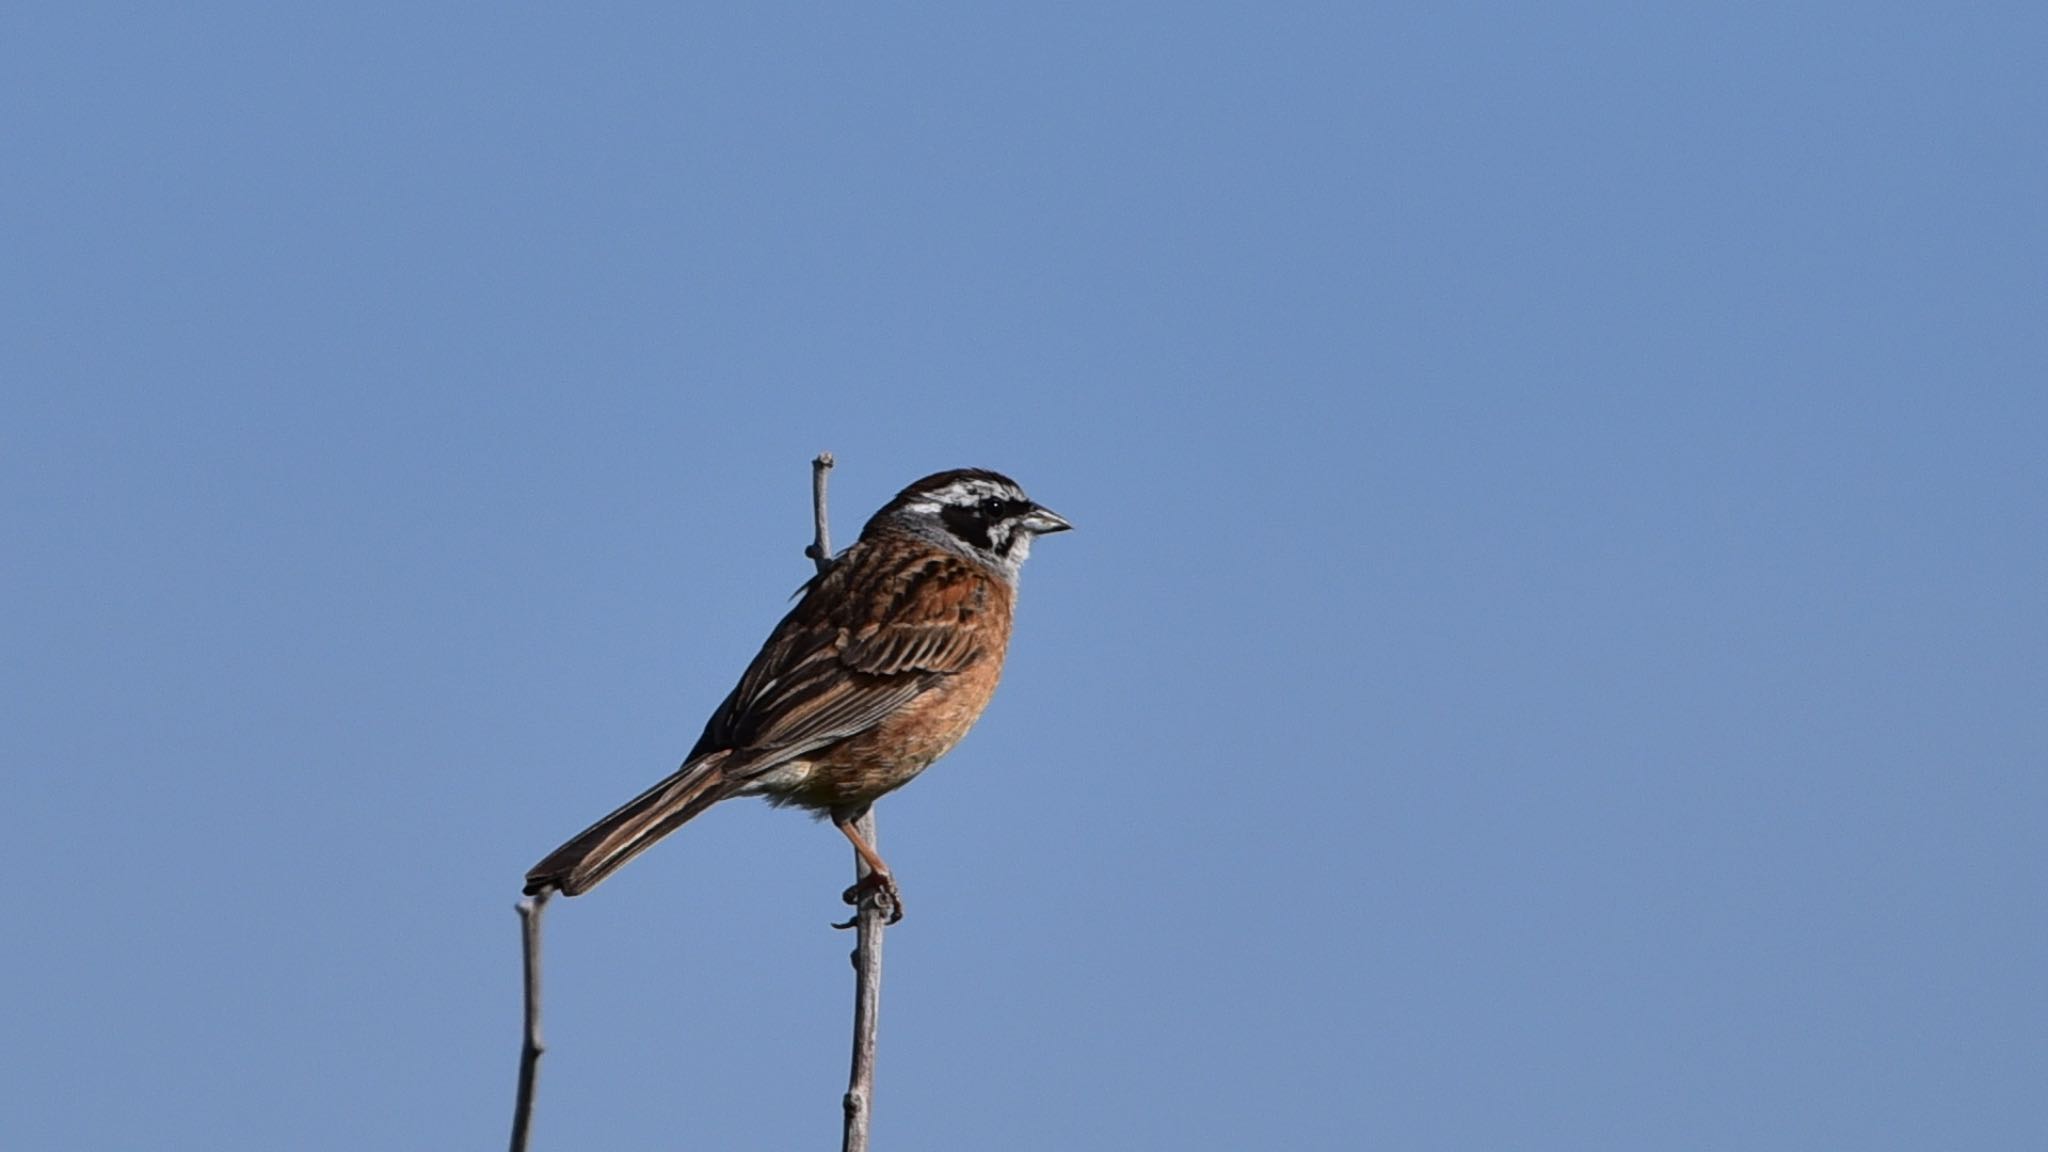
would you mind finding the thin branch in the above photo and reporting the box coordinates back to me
[807,451,836,576]
[807,453,888,1152]
[508,891,550,1152]
[841,811,886,1152]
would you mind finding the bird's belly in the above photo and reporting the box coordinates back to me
[756,658,1004,813]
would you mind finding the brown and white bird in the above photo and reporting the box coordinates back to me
[523,468,1070,922]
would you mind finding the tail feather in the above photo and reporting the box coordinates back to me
[524,752,734,896]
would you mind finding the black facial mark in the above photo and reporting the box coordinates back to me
[939,502,993,551]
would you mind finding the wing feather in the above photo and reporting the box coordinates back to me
[687,545,1000,775]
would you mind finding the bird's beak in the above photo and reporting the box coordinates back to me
[1022,504,1073,534]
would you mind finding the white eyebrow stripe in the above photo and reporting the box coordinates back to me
[926,479,1023,505]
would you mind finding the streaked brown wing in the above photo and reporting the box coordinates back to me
[839,622,980,677]
[687,544,995,770]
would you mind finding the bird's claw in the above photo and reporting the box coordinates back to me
[833,871,903,928]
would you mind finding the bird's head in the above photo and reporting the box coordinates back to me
[865,468,1072,581]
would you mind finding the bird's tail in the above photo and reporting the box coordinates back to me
[524,751,735,897]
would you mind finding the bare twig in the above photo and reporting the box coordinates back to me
[509,891,550,1152]
[807,451,836,576]
[807,453,889,1152]
[841,812,886,1152]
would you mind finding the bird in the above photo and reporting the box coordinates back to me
[523,467,1071,924]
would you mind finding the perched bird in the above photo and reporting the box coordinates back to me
[524,468,1070,923]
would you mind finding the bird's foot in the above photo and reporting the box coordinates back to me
[833,870,903,928]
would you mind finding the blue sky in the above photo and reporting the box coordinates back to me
[4,4,2044,1149]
